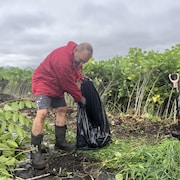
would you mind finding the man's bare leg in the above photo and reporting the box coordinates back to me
[32,109,48,135]
[55,106,68,126]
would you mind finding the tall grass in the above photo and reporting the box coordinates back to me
[83,138,180,180]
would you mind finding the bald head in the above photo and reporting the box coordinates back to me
[73,42,93,66]
[77,42,93,56]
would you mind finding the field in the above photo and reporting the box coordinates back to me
[0,93,179,180]
[0,45,180,179]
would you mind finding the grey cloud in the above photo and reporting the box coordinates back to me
[80,1,127,24]
[0,0,180,68]
[0,12,53,34]
[0,12,54,56]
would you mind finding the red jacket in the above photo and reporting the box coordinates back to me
[32,41,84,102]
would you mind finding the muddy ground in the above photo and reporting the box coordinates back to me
[0,94,177,180]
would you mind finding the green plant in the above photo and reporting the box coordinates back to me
[82,138,180,180]
[0,67,33,98]
[83,45,180,117]
[1,44,180,117]
[0,100,34,178]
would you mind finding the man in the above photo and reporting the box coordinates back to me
[31,41,93,169]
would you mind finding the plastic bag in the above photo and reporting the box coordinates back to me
[76,79,111,149]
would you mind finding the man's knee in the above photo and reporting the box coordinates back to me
[36,109,48,120]
[56,106,68,114]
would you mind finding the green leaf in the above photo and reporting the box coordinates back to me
[0,156,9,164]
[8,123,14,133]
[0,121,7,134]
[25,118,30,127]
[19,114,25,125]
[5,111,11,120]
[0,175,8,180]
[24,100,32,108]
[10,102,19,111]
[0,143,9,149]
[19,101,25,109]
[6,140,18,148]
[3,150,15,157]
[3,104,13,111]
[15,125,24,137]
[5,157,16,166]
[12,112,19,122]
[0,133,12,140]
[32,102,36,108]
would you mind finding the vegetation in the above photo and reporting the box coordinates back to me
[0,67,33,98]
[83,45,180,117]
[0,44,180,179]
[83,138,180,180]
[0,100,34,179]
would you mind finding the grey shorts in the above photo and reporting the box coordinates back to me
[35,95,66,110]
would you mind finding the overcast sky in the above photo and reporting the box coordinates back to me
[0,0,180,68]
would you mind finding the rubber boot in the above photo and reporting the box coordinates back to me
[172,123,180,140]
[31,134,46,169]
[55,125,75,151]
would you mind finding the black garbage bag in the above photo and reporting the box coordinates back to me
[76,79,111,149]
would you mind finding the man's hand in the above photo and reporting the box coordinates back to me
[83,77,92,82]
[78,96,86,108]
[80,75,92,83]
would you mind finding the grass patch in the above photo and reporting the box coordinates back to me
[81,138,180,180]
